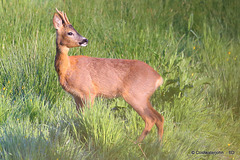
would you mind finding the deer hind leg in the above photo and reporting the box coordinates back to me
[137,108,157,142]
[123,94,158,142]
[148,101,164,141]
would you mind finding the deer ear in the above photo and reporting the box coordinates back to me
[53,13,63,29]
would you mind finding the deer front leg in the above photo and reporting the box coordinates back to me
[73,94,96,112]
[73,96,84,112]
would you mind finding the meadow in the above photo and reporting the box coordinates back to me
[0,0,240,159]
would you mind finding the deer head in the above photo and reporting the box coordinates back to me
[53,8,88,48]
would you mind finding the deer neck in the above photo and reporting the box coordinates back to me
[55,45,70,84]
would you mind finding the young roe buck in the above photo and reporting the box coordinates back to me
[53,8,164,142]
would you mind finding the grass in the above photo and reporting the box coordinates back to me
[0,0,240,159]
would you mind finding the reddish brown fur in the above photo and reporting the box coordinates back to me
[53,9,164,142]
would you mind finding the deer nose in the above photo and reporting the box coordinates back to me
[79,38,88,46]
[82,38,88,43]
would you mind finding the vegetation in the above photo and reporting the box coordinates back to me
[0,0,239,159]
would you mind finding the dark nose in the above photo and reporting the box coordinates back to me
[83,38,88,43]
[79,38,88,45]
[79,38,88,46]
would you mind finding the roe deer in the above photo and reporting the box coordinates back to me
[53,8,164,142]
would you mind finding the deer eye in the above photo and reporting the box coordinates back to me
[67,32,73,36]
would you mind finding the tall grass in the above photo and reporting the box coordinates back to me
[0,0,239,159]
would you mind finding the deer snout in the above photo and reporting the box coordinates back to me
[79,38,88,47]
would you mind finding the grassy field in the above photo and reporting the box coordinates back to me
[0,0,240,159]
